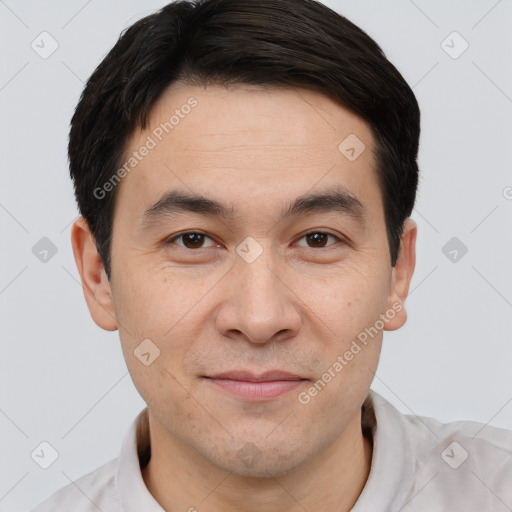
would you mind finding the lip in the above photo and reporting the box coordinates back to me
[208,370,305,382]
[204,370,307,401]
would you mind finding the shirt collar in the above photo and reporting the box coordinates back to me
[351,389,415,510]
[115,407,164,511]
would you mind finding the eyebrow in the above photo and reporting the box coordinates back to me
[140,185,366,228]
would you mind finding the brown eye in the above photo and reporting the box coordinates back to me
[181,233,205,248]
[167,232,216,249]
[296,232,340,248]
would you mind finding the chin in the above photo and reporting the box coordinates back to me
[207,438,316,479]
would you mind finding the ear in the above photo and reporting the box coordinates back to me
[384,218,417,331]
[71,216,118,331]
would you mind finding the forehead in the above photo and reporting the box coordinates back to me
[115,83,382,224]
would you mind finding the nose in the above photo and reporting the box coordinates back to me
[215,249,302,345]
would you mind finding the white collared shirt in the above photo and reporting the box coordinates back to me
[30,390,512,511]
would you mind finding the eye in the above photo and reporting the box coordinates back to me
[166,232,218,249]
[165,230,343,251]
[295,231,342,248]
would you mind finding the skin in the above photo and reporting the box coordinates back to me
[72,83,416,512]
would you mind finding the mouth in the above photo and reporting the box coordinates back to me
[203,370,308,401]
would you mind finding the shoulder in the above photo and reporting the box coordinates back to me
[30,458,121,512]
[368,391,512,510]
[398,402,512,469]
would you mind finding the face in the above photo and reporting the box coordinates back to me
[73,83,416,478]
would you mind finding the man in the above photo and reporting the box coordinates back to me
[32,0,512,510]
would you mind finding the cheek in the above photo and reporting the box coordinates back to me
[296,262,390,340]
[299,334,382,423]
[113,266,219,403]
[292,261,388,396]
[113,264,214,343]
[128,362,198,433]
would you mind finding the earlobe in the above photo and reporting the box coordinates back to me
[384,218,417,331]
[71,216,118,331]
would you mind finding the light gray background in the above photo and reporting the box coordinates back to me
[1,0,511,510]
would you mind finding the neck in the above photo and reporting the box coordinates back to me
[141,409,372,512]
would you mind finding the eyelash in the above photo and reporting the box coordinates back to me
[165,231,345,250]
